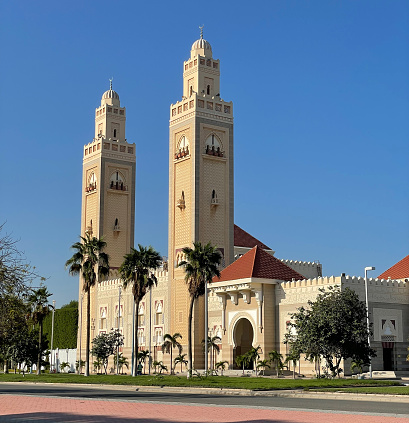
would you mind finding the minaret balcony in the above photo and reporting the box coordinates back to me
[85,183,97,193]
[211,198,219,207]
[205,145,224,157]
[109,181,127,191]
[113,225,121,232]
[174,147,190,160]
[177,199,186,209]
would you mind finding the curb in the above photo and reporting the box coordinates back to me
[5,381,409,403]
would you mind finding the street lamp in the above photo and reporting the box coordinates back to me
[205,281,208,374]
[50,300,56,372]
[364,266,375,378]
[79,294,84,374]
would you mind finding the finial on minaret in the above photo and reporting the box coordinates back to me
[199,25,204,39]
[109,77,113,90]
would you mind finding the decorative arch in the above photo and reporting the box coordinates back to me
[86,172,97,192]
[175,135,190,159]
[229,313,257,347]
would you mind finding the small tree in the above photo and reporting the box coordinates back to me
[162,333,182,374]
[285,349,300,379]
[202,336,221,370]
[75,359,85,374]
[27,286,53,375]
[91,329,124,375]
[60,362,70,373]
[114,353,129,374]
[268,350,283,377]
[174,353,188,373]
[246,346,261,376]
[291,286,376,378]
[235,354,250,376]
[256,359,270,376]
[137,350,150,374]
[215,360,228,376]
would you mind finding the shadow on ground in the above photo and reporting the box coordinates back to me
[0,414,298,423]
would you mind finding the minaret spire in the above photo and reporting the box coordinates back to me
[199,25,204,39]
[109,77,113,90]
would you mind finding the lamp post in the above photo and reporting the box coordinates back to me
[116,285,121,375]
[79,294,83,374]
[364,266,375,378]
[205,281,208,374]
[149,285,152,375]
[50,300,56,372]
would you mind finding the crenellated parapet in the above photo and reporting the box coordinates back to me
[279,258,322,279]
[276,275,408,305]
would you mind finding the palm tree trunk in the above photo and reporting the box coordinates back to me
[188,296,194,377]
[170,348,173,374]
[85,289,91,376]
[133,298,140,377]
[37,320,42,375]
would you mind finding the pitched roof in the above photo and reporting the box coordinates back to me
[234,224,271,250]
[214,246,304,283]
[378,255,409,280]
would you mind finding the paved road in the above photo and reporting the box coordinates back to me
[0,383,408,422]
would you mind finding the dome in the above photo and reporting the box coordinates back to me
[102,89,120,101]
[191,37,212,53]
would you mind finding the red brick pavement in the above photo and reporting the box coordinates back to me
[0,395,408,422]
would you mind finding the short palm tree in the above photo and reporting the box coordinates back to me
[256,359,270,376]
[114,353,129,374]
[137,349,150,374]
[178,242,221,377]
[202,335,221,370]
[246,345,261,376]
[27,286,53,375]
[215,360,228,376]
[235,354,250,376]
[66,233,109,376]
[162,333,182,374]
[119,244,162,377]
[269,350,284,377]
[174,353,188,373]
[285,349,300,379]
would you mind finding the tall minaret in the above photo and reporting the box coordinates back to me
[81,82,136,269]
[78,83,136,355]
[168,30,234,367]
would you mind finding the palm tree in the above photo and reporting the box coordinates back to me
[137,349,150,374]
[268,350,284,377]
[285,349,300,379]
[27,286,53,375]
[114,353,129,374]
[66,233,109,376]
[119,244,162,377]
[256,359,270,376]
[202,335,221,370]
[235,354,250,376]
[174,353,188,373]
[246,345,261,376]
[162,333,182,374]
[178,241,221,377]
[215,360,228,376]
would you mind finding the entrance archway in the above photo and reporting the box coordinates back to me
[233,318,254,369]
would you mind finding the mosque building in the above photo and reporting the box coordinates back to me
[78,32,409,375]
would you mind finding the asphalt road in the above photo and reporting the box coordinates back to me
[0,383,408,417]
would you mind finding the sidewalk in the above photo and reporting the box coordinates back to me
[1,394,409,423]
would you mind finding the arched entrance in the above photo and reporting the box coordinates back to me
[233,318,254,369]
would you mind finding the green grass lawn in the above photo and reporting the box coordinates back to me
[0,373,403,392]
[312,386,409,395]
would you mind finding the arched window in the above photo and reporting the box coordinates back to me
[212,190,216,199]
[109,171,126,191]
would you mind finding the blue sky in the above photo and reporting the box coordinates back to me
[1,1,408,307]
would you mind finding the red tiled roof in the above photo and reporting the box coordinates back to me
[378,255,409,280]
[234,224,271,250]
[214,246,304,282]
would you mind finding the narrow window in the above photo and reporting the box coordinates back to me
[212,190,216,199]
[190,86,193,96]
[207,85,210,95]
[113,129,117,138]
